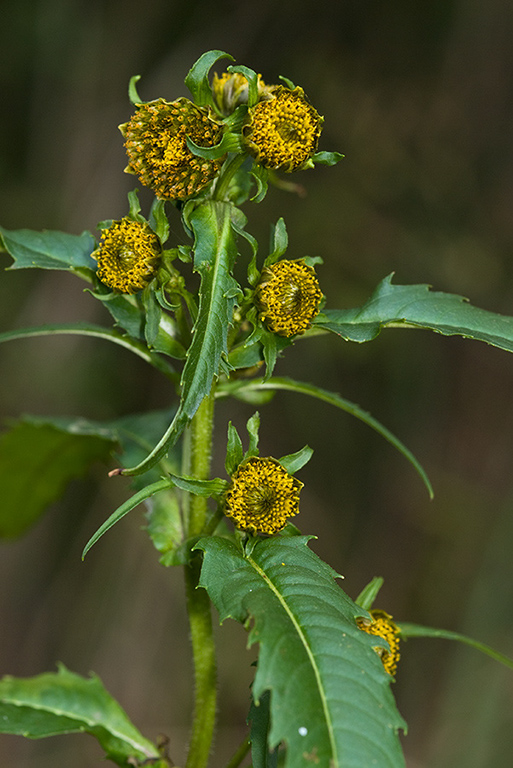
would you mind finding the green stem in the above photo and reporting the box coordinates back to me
[213,154,246,202]
[224,736,251,768]
[184,391,217,768]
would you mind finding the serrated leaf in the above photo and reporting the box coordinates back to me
[0,227,96,273]
[0,420,115,539]
[121,201,241,476]
[0,664,159,766]
[195,536,406,768]
[315,273,513,352]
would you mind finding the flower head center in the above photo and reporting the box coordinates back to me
[277,282,303,314]
[245,485,279,517]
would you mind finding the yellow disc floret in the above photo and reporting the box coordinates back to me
[93,218,161,294]
[243,85,323,172]
[121,98,224,200]
[225,457,303,535]
[357,610,401,677]
[256,259,322,337]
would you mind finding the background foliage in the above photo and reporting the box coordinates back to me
[2,1,513,766]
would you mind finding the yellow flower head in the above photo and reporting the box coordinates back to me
[224,456,303,535]
[256,259,323,337]
[243,85,323,172]
[212,71,269,115]
[121,98,224,200]
[357,610,401,677]
[93,218,161,294]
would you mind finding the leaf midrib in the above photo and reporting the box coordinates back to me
[247,554,338,766]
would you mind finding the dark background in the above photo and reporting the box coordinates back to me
[2,1,513,766]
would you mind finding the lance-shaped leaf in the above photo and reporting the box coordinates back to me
[121,201,241,476]
[195,536,406,768]
[0,322,176,379]
[0,227,96,275]
[0,664,160,766]
[217,376,433,498]
[398,623,513,671]
[314,273,513,352]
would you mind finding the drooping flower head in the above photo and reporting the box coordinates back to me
[243,85,323,172]
[212,71,269,116]
[224,456,303,535]
[120,98,224,200]
[357,610,401,677]
[93,218,161,294]
[256,259,323,337]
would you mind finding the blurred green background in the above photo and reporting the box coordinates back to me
[2,0,513,766]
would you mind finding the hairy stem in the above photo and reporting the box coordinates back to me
[184,391,217,768]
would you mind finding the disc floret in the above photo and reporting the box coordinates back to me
[224,456,303,535]
[256,259,323,337]
[243,85,323,172]
[121,98,224,200]
[357,610,401,676]
[93,217,162,294]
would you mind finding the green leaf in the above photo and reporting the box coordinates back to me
[167,473,228,498]
[278,445,313,474]
[186,131,243,160]
[0,322,177,380]
[121,201,241,476]
[265,218,288,266]
[0,227,96,274]
[227,64,260,106]
[249,691,279,768]
[312,151,345,166]
[315,273,513,353]
[128,74,143,105]
[225,422,244,476]
[245,411,260,458]
[0,664,160,766]
[149,198,170,244]
[249,162,269,203]
[398,622,513,671]
[0,420,115,539]
[355,577,385,611]
[82,478,173,558]
[185,49,235,106]
[195,536,406,768]
[260,330,294,380]
[145,488,184,564]
[217,376,433,498]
